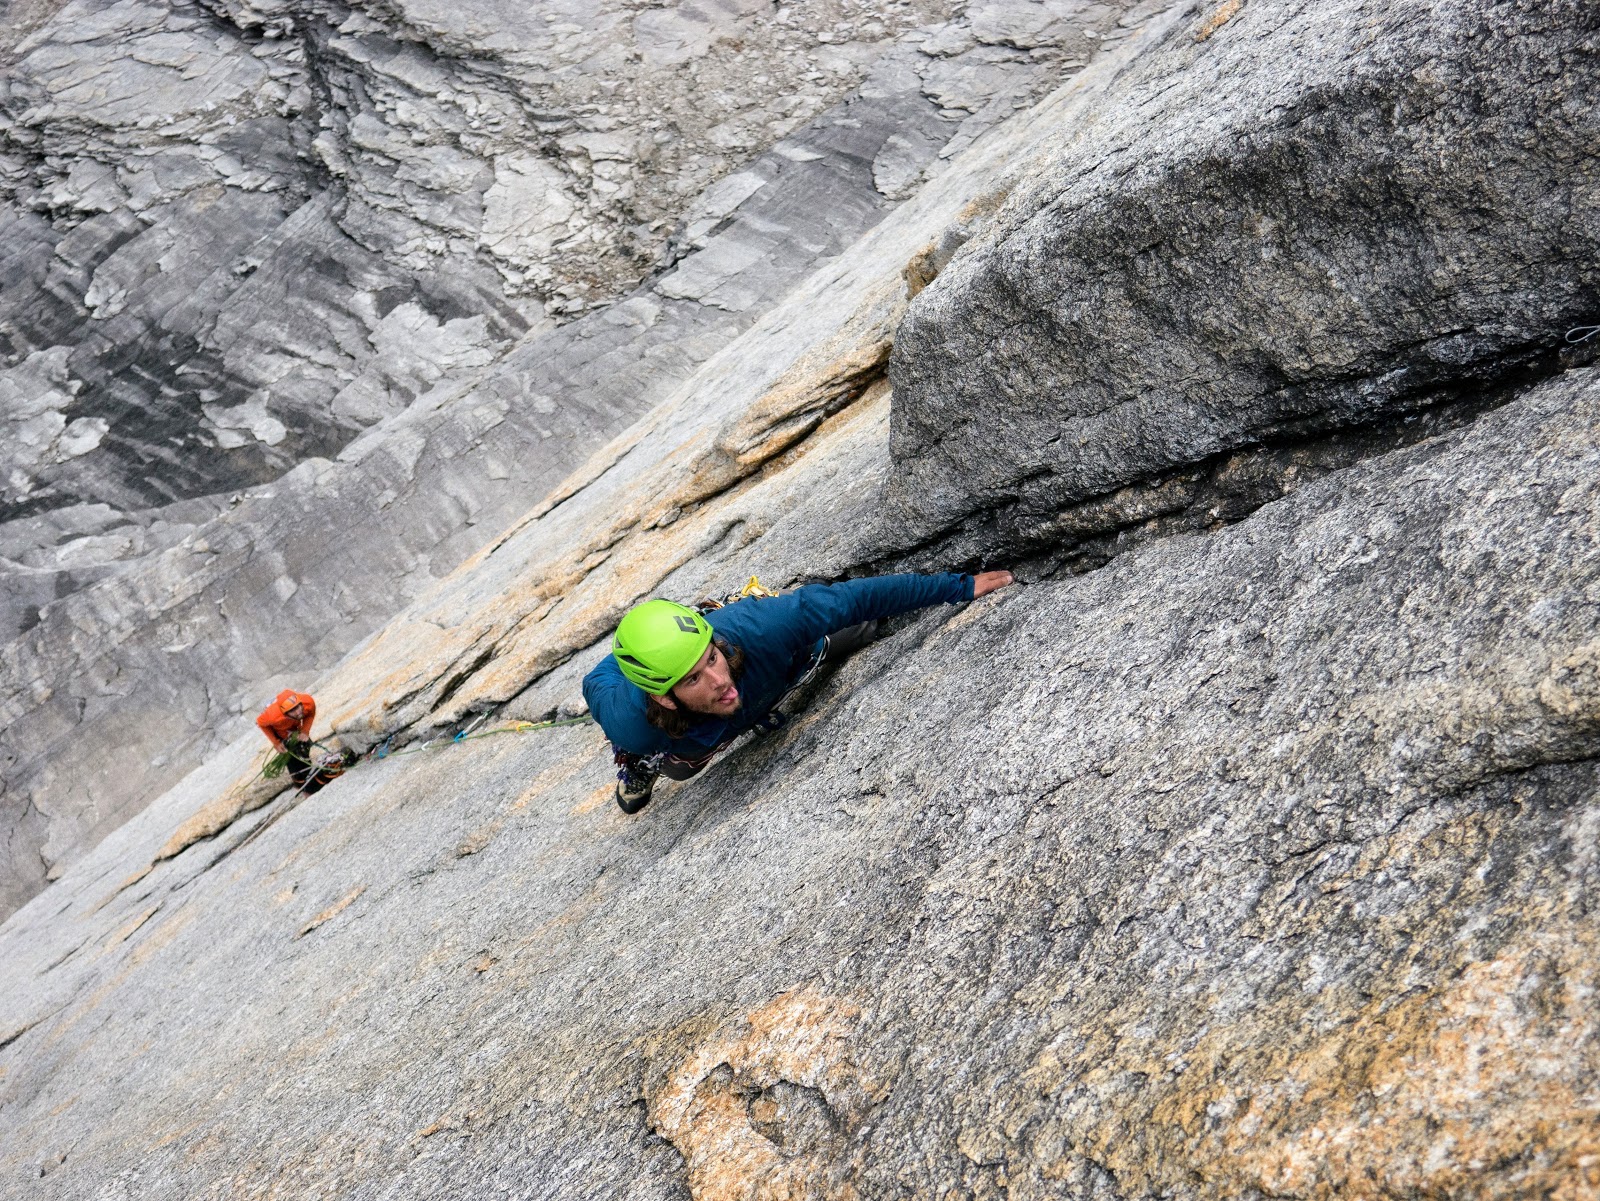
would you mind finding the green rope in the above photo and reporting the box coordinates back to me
[459,715,592,741]
[258,742,318,780]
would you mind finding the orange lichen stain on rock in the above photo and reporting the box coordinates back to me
[455,821,499,857]
[151,1117,207,1151]
[903,242,940,298]
[1196,0,1242,40]
[1202,937,1600,1201]
[646,987,881,1201]
[296,885,366,938]
[572,781,616,816]
[48,1095,78,1118]
[905,192,1010,298]
[1024,914,1600,1200]
[412,1117,450,1141]
[411,937,464,978]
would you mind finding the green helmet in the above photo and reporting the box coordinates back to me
[612,600,713,695]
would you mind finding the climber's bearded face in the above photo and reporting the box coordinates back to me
[662,642,742,718]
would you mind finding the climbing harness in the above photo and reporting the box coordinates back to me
[257,739,344,782]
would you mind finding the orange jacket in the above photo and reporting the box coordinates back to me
[257,689,315,748]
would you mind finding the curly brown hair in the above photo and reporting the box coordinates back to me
[645,638,745,738]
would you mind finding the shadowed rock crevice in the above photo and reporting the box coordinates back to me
[872,343,1571,581]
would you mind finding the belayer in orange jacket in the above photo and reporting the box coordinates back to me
[257,689,315,752]
[256,689,334,792]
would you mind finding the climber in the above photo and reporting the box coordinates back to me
[584,570,1015,813]
[255,688,323,791]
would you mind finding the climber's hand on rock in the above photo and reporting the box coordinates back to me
[973,570,1015,598]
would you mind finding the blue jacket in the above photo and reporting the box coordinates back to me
[583,572,975,759]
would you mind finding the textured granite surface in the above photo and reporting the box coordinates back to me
[1,2,1596,1195]
[888,0,1600,554]
[3,367,1595,1198]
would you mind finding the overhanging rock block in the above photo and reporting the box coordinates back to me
[887,0,1600,545]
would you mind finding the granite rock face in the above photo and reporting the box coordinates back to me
[887,0,1600,555]
[0,0,1140,915]
[2,0,1598,1196]
[2,368,1596,1197]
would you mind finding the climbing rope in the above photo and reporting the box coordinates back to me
[248,576,762,791]
[257,740,327,780]
[366,715,593,762]
[250,715,593,783]
[1566,324,1600,344]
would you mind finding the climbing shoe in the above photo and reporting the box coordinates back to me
[616,766,656,814]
